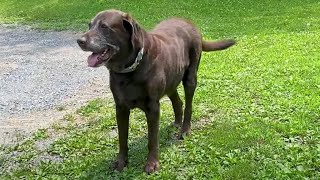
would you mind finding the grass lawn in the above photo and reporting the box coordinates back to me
[1,0,320,179]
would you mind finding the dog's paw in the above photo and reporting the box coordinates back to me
[144,159,160,174]
[179,129,191,140]
[111,158,128,172]
[171,121,181,128]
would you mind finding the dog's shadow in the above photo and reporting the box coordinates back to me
[81,121,181,179]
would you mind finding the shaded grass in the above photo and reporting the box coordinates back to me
[0,0,320,179]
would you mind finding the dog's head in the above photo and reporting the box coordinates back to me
[77,9,142,68]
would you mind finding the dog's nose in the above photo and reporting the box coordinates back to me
[77,37,87,46]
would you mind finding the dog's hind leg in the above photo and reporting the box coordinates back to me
[180,47,201,139]
[168,90,183,127]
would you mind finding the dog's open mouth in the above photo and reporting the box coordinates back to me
[87,48,113,67]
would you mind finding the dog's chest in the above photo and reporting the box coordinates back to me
[110,74,147,108]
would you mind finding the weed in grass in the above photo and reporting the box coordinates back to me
[33,129,49,141]
[63,114,75,122]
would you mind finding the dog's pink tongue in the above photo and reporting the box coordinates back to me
[87,53,100,67]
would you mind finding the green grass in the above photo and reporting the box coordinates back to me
[1,0,320,179]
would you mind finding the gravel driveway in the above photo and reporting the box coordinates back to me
[0,25,109,144]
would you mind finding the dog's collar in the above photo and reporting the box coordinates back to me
[117,47,144,73]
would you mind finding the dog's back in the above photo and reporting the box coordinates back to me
[146,19,202,93]
[151,18,202,52]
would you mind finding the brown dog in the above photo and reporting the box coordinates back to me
[77,9,235,173]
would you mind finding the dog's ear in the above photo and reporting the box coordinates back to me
[122,13,143,49]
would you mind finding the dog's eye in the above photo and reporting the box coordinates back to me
[100,23,108,29]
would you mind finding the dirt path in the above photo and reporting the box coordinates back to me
[0,25,109,145]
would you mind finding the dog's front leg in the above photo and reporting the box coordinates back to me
[112,104,130,171]
[144,100,160,174]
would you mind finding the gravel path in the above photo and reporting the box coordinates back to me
[0,25,109,144]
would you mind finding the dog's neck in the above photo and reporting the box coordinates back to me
[107,30,150,74]
[117,47,144,73]
[106,47,144,73]
[110,47,144,74]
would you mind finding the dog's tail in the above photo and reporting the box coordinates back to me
[202,39,236,52]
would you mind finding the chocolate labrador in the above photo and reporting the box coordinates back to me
[77,9,235,173]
